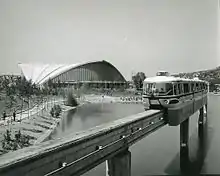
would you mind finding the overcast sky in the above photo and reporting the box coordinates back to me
[0,0,219,80]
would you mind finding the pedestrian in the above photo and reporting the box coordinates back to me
[2,110,6,121]
[13,110,16,121]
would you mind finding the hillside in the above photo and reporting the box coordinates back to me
[172,66,220,84]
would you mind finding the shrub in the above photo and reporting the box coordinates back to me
[65,92,78,107]
[50,104,62,118]
[1,130,31,152]
[50,107,54,117]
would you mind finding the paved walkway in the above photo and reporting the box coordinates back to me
[0,98,64,125]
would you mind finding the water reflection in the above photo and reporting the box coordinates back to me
[50,103,144,140]
[184,112,210,175]
[66,108,77,128]
[164,110,211,175]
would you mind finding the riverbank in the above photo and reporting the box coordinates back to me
[0,99,75,155]
[0,94,142,156]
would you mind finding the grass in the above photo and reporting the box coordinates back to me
[34,123,51,130]
[38,120,53,126]
[22,128,43,133]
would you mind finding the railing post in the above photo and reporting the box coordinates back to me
[197,105,206,168]
[180,118,189,173]
[198,106,204,136]
[107,148,131,176]
[106,160,109,176]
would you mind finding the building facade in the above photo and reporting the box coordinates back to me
[19,60,127,89]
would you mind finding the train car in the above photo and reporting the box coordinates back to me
[142,71,209,110]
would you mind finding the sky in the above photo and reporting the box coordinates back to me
[0,0,219,80]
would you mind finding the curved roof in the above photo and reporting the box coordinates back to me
[18,60,125,85]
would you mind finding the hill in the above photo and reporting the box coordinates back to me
[172,66,220,84]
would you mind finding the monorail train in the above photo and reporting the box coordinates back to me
[142,71,209,110]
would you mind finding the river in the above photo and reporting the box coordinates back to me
[50,94,219,175]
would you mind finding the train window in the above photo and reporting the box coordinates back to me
[183,83,189,93]
[191,83,195,91]
[143,83,154,93]
[152,82,174,95]
[190,83,193,92]
[195,83,199,91]
[165,83,173,95]
[154,83,165,94]
[188,83,191,92]
[199,83,201,91]
[173,84,179,95]
[178,84,182,94]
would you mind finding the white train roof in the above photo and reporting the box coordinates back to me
[143,76,206,83]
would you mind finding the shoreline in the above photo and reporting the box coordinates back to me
[34,105,77,144]
[0,94,142,156]
[0,98,76,155]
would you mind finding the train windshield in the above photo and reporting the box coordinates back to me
[143,82,173,95]
[143,83,155,93]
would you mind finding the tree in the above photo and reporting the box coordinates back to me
[50,105,62,118]
[2,130,31,152]
[57,80,62,88]
[15,77,33,97]
[48,78,53,89]
[6,84,16,97]
[132,72,146,90]
[65,91,78,107]
[5,95,16,115]
[2,77,10,90]
[32,83,41,96]
[14,77,34,119]
[209,82,217,92]
[47,78,54,94]
[80,83,89,94]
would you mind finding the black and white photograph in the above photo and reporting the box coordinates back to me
[0,0,219,175]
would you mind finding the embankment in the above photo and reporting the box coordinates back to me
[0,100,76,155]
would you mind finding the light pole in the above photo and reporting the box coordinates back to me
[20,98,24,122]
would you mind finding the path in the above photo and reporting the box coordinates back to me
[0,98,64,125]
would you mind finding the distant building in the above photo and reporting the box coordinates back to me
[18,60,127,89]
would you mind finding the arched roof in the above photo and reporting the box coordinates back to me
[18,60,126,85]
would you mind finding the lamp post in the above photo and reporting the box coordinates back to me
[20,98,24,122]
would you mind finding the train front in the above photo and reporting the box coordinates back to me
[142,75,175,110]
[142,81,159,110]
